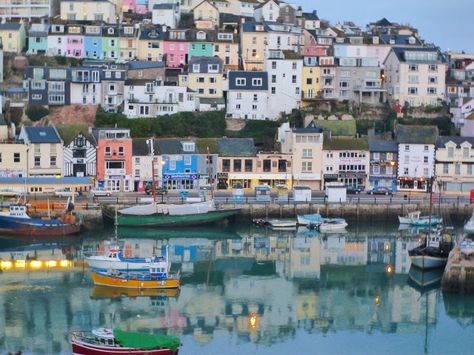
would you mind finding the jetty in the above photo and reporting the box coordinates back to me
[442,247,474,294]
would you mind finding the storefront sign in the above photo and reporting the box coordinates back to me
[163,174,198,180]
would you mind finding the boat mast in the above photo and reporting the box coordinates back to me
[147,138,156,203]
[207,146,214,200]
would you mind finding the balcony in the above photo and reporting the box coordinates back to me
[105,168,125,176]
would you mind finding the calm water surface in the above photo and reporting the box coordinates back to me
[0,222,473,355]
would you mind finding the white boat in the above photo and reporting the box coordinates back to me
[297,213,347,227]
[319,220,349,233]
[86,245,163,271]
[266,219,297,228]
[464,211,474,234]
[398,211,442,226]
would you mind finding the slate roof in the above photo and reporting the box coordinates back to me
[396,124,438,144]
[28,24,50,37]
[368,139,398,152]
[139,28,166,40]
[24,127,61,144]
[391,47,445,63]
[188,56,222,74]
[56,125,96,146]
[255,0,279,10]
[228,71,268,91]
[0,23,22,31]
[435,136,474,148]
[373,18,393,27]
[216,138,256,157]
[323,138,369,151]
[156,138,196,154]
[380,35,422,46]
[242,22,269,33]
[302,11,319,21]
[132,138,156,156]
[128,61,165,70]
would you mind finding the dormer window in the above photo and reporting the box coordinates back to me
[124,27,133,34]
[196,31,206,40]
[208,64,219,73]
[236,78,246,86]
[192,64,200,72]
[183,142,195,152]
[252,78,262,86]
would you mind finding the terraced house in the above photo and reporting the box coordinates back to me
[187,56,224,98]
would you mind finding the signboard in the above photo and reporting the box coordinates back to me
[163,174,197,180]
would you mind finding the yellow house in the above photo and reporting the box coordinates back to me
[137,28,165,62]
[213,33,239,71]
[18,126,64,177]
[60,0,121,23]
[120,26,139,61]
[301,65,321,107]
[0,143,28,178]
[188,56,224,98]
[192,0,220,29]
[241,22,268,71]
[0,22,26,53]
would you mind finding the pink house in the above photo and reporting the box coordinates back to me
[65,35,85,58]
[301,30,331,57]
[121,0,136,12]
[164,31,189,67]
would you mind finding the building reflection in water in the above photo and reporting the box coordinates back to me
[0,224,466,354]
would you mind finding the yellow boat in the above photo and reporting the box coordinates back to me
[91,286,180,299]
[91,271,180,289]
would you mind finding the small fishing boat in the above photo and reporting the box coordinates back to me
[398,211,442,226]
[267,219,297,228]
[0,204,82,236]
[70,328,180,355]
[319,220,349,233]
[91,262,180,289]
[297,213,347,227]
[460,239,474,257]
[409,232,454,269]
[464,210,474,234]
[86,245,162,271]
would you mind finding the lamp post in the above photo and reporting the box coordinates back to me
[146,138,156,203]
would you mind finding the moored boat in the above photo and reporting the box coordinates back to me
[464,210,474,234]
[91,262,180,289]
[398,211,442,226]
[460,239,474,256]
[319,220,349,233]
[0,204,82,236]
[70,328,180,355]
[86,245,162,271]
[409,232,454,270]
[297,213,347,227]
[102,201,240,227]
[266,219,297,228]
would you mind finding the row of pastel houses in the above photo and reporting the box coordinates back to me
[2,119,474,195]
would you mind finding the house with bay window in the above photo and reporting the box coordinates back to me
[367,139,398,191]
[59,128,97,178]
[396,124,438,192]
[93,128,133,191]
[24,66,70,106]
[435,136,474,192]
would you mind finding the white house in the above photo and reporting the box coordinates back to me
[254,0,280,22]
[226,71,269,120]
[61,131,97,177]
[265,49,302,119]
[239,0,257,17]
[396,124,438,192]
[124,79,199,118]
[70,67,103,105]
[132,138,162,192]
[151,4,181,29]
[47,24,66,56]
[265,22,303,52]
[384,47,447,107]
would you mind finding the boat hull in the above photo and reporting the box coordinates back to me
[91,272,180,289]
[71,339,177,355]
[91,286,179,299]
[319,222,348,233]
[0,214,81,236]
[86,258,153,272]
[398,216,441,226]
[409,255,447,270]
[267,219,297,228]
[104,208,240,227]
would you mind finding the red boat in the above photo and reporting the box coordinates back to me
[70,328,180,355]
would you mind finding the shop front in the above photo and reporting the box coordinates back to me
[223,173,292,191]
[397,177,430,192]
[369,175,398,192]
[338,172,367,188]
[162,173,202,190]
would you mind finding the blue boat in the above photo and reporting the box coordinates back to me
[0,204,82,237]
[297,213,347,228]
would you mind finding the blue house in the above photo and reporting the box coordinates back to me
[27,23,49,54]
[156,138,217,190]
[84,25,103,59]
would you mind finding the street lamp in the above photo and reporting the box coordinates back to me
[146,138,156,202]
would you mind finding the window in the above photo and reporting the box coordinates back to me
[272,61,277,69]
[50,156,57,167]
[429,64,438,72]
[424,145,429,151]
[424,156,429,163]
[409,64,418,72]
[468,164,473,175]
[271,87,276,94]
[183,142,195,152]
[302,161,312,172]
[245,159,253,172]
[428,76,438,84]
[223,159,230,172]
[292,62,297,70]
[427,87,437,95]
[14,153,20,163]
[185,155,191,165]
[405,145,410,152]
[463,147,470,158]
[404,167,409,175]
[252,78,262,86]
[443,163,449,174]
[423,168,429,176]
[34,156,41,167]
[292,75,297,84]
[105,147,111,156]
[209,88,216,95]
[233,159,242,172]
[208,64,219,72]
[302,149,312,158]
[372,166,380,175]
[236,78,246,86]
[193,64,200,72]
[408,87,418,95]
[252,104,257,110]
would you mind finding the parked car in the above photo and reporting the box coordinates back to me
[54,188,79,198]
[145,183,168,195]
[367,186,393,195]
[91,187,112,197]
[346,185,365,194]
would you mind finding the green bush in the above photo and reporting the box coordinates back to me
[55,56,67,65]
[26,105,49,121]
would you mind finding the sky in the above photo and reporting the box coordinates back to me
[295,0,474,53]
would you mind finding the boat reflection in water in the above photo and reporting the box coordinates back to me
[1,223,474,355]
[91,286,180,300]
[408,266,444,292]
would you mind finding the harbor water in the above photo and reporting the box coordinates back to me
[0,223,473,355]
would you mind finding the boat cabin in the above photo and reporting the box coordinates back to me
[8,205,29,218]
[106,246,121,259]
[149,261,169,279]
[91,328,116,347]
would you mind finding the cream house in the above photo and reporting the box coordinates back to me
[18,126,64,177]
[60,0,121,24]
[384,47,447,107]
[187,56,224,98]
[280,125,324,190]
[0,143,28,178]
[435,136,474,192]
[192,0,220,29]
[241,22,268,71]
[0,22,26,53]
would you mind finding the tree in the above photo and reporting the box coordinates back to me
[26,105,49,121]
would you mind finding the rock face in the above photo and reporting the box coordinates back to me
[226,118,246,131]
[13,56,28,70]
[46,105,98,126]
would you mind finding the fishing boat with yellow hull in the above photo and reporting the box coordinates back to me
[91,271,180,289]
